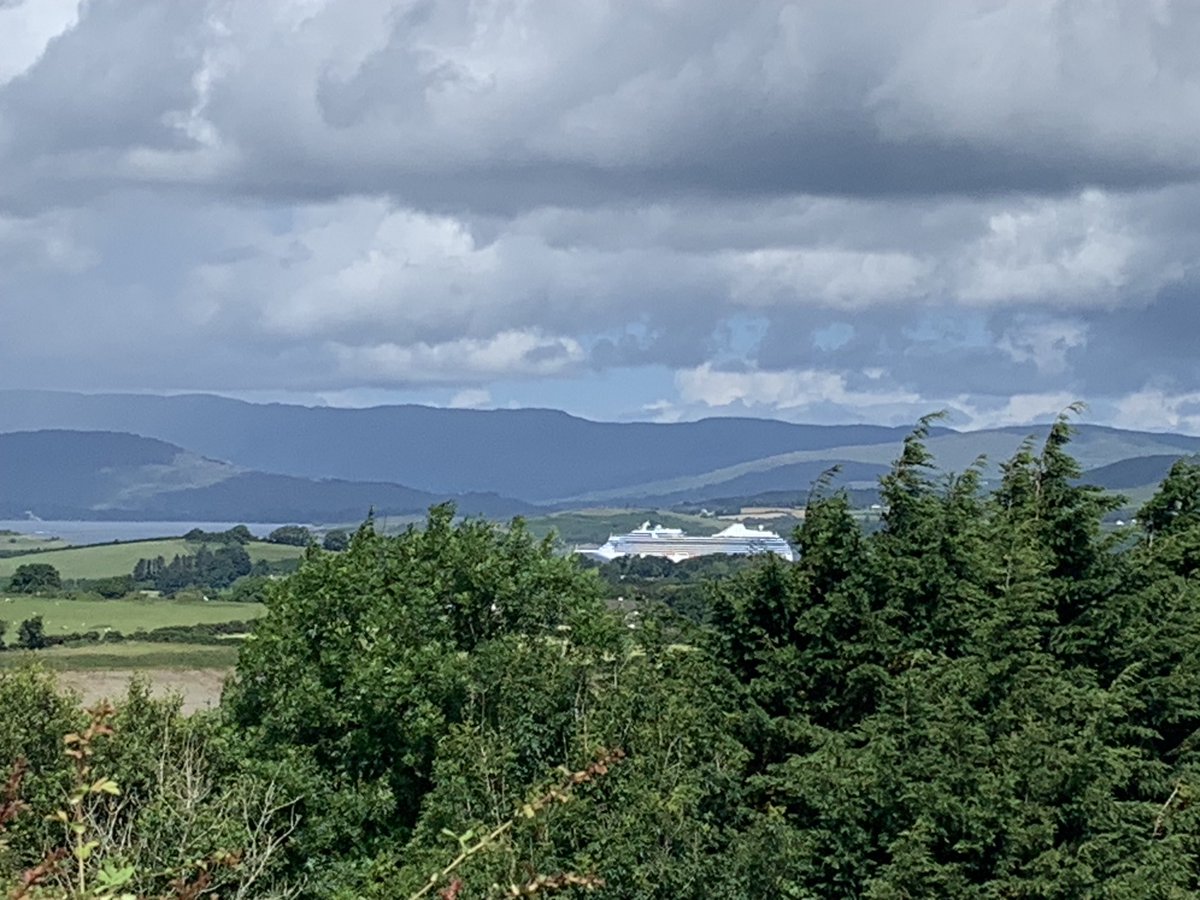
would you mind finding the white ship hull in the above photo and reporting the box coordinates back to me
[578,522,795,563]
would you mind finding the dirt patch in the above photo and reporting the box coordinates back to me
[57,668,231,715]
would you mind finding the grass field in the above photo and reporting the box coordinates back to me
[0,641,240,671]
[0,539,303,580]
[0,531,71,554]
[0,595,263,636]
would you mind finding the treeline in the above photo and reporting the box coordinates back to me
[5,413,1200,897]
[134,544,253,593]
[0,615,254,651]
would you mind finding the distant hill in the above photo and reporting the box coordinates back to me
[0,391,933,502]
[0,430,533,521]
[1081,454,1197,492]
[634,460,891,506]
[1,391,1199,507]
[576,425,1200,505]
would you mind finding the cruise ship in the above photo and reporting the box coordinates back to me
[579,522,796,563]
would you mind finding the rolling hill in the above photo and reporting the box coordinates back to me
[1078,454,1196,492]
[1,392,1198,510]
[0,390,935,502]
[0,430,533,521]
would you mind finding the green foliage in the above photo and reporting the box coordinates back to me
[586,552,758,623]
[134,543,253,594]
[72,574,135,599]
[0,668,300,898]
[16,616,48,650]
[9,563,62,594]
[0,665,80,863]
[225,504,610,892]
[700,411,1200,898]
[6,424,1200,898]
[183,525,253,544]
[267,524,313,546]
[223,573,276,604]
[321,528,350,552]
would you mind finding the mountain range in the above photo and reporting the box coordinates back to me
[0,430,532,522]
[1,390,1198,521]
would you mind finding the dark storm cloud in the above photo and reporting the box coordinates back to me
[1078,284,1200,393]
[0,0,1199,430]
[5,0,1200,210]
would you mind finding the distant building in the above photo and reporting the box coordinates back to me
[577,522,796,563]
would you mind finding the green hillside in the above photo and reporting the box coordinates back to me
[567,426,1200,504]
[0,595,263,636]
[0,539,302,581]
[0,429,534,522]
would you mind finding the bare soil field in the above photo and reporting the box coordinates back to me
[57,667,230,715]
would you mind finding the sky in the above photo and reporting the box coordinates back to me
[1,0,1199,432]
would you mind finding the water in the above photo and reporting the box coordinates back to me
[0,520,298,546]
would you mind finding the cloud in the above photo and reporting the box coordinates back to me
[1112,388,1200,434]
[0,1,1199,432]
[949,392,1082,431]
[6,0,1200,211]
[676,363,921,417]
[330,331,586,384]
[448,388,492,409]
[0,0,78,85]
[997,318,1088,376]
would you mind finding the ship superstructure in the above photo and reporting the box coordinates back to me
[579,521,795,563]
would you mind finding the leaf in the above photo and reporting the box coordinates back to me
[90,778,120,796]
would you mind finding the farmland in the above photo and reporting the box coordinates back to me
[0,594,263,637]
[56,664,231,714]
[0,538,303,580]
[0,641,241,672]
[0,641,242,713]
[0,530,70,554]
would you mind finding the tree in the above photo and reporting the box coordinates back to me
[89,575,134,599]
[9,563,61,594]
[0,619,6,650]
[321,528,349,552]
[267,525,313,547]
[132,555,165,584]
[225,505,613,892]
[16,616,47,650]
[226,524,254,544]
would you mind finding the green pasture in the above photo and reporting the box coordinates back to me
[0,641,241,671]
[0,539,303,580]
[0,595,263,637]
[0,531,71,554]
